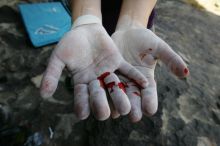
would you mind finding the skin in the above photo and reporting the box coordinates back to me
[111,0,189,122]
[41,0,189,122]
[40,0,149,121]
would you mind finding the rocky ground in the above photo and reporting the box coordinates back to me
[0,0,220,146]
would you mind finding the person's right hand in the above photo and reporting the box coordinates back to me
[40,23,148,121]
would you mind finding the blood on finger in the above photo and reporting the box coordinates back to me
[97,72,127,92]
[99,80,105,88]
[97,72,111,88]
[106,82,127,93]
[118,82,126,92]
[184,68,189,75]
[106,82,115,93]
[97,72,110,80]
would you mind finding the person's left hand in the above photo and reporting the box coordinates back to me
[111,28,189,122]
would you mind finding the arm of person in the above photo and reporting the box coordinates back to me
[112,0,189,122]
[72,0,101,20]
[116,0,157,30]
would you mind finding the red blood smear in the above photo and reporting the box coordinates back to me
[97,72,110,80]
[106,82,115,93]
[123,82,128,88]
[106,82,126,93]
[97,72,111,88]
[184,68,188,74]
[133,92,141,96]
[118,82,126,92]
[99,80,105,88]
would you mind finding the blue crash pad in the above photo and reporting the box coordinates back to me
[18,2,71,47]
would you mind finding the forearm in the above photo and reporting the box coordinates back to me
[116,0,157,30]
[71,0,101,21]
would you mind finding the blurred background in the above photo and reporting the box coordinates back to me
[0,0,219,146]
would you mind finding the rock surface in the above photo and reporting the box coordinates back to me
[0,0,220,146]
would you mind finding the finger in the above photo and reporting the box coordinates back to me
[108,98,120,119]
[125,82,142,122]
[103,73,131,115]
[99,72,120,119]
[89,80,110,121]
[157,40,189,78]
[141,77,158,116]
[74,84,90,120]
[118,61,149,88]
[40,55,65,98]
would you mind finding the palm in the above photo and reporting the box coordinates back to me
[55,24,122,84]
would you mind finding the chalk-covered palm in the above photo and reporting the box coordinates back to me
[112,28,189,122]
[40,24,148,121]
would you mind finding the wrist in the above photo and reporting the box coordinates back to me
[73,8,102,21]
[72,0,102,22]
[116,0,157,31]
[116,15,147,31]
[72,15,102,29]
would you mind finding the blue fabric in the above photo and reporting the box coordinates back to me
[18,2,71,47]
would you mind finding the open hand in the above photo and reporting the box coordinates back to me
[112,28,189,122]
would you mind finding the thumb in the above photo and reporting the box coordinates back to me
[40,54,65,98]
[157,39,189,78]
